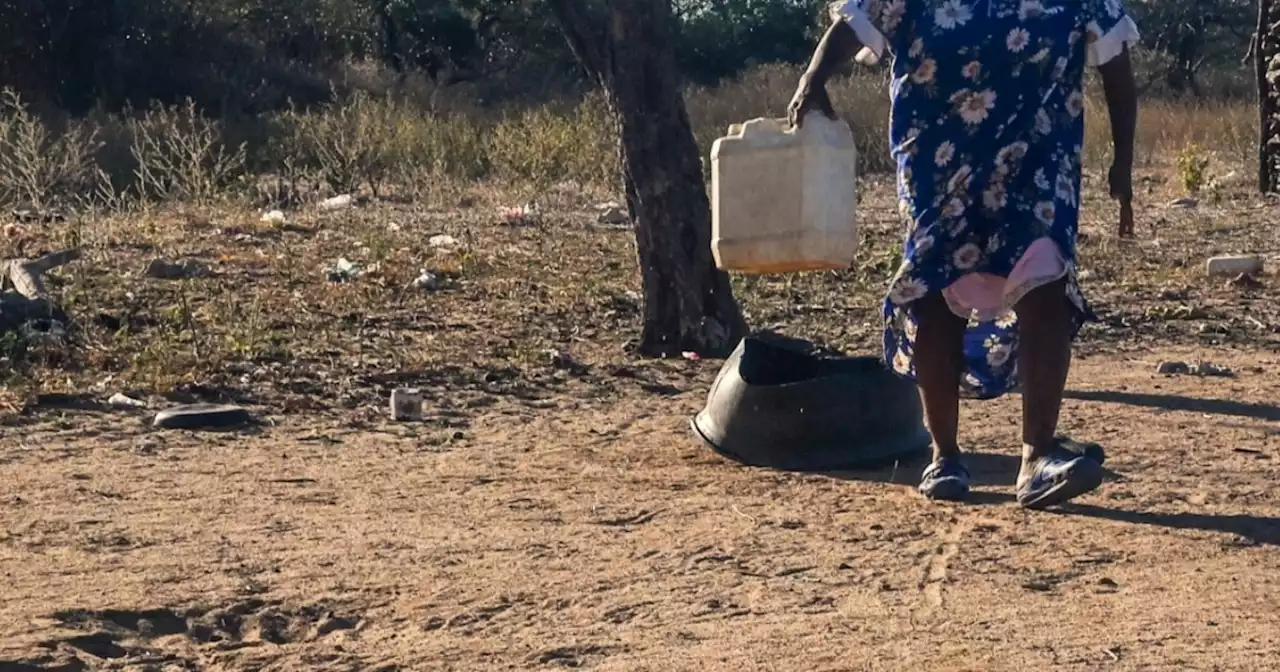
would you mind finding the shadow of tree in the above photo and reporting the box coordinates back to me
[1064,389,1280,422]
[1056,504,1280,546]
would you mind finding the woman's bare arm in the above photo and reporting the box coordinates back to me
[1098,45,1137,200]
[803,19,864,86]
[789,19,864,126]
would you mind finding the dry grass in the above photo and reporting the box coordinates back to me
[0,66,1275,419]
[0,66,1258,211]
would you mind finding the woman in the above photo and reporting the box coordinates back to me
[789,0,1138,508]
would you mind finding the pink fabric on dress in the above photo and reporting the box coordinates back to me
[941,237,1066,321]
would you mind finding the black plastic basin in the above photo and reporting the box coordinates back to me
[692,334,930,471]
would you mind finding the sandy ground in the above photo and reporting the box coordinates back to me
[3,346,1280,671]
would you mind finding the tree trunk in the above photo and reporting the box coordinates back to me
[548,0,746,358]
[1258,0,1275,193]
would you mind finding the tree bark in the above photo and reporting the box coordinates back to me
[1258,0,1275,193]
[548,0,746,357]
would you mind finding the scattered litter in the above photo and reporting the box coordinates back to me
[1191,361,1233,377]
[1206,254,1263,277]
[1167,197,1199,209]
[682,351,701,361]
[1228,272,1263,290]
[1156,360,1233,377]
[108,393,147,409]
[323,258,363,283]
[18,319,67,346]
[153,403,253,430]
[411,269,441,291]
[500,202,540,226]
[145,258,210,280]
[319,194,353,211]
[390,388,423,422]
[428,234,459,250]
[10,208,66,224]
[598,206,630,226]
[260,210,286,224]
[548,349,587,374]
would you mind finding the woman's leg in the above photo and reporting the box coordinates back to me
[913,293,968,461]
[1013,277,1102,508]
[1012,278,1072,463]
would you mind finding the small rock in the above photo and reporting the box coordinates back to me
[108,393,147,409]
[260,210,286,224]
[1206,255,1263,277]
[598,207,630,225]
[153,403,253,430]
[145,258,210,280]
[1167,197,1199,209]
[1156,361,1191,375]
[319,194,353,211]
[411,270,441,291]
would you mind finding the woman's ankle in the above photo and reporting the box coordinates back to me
[932,444,962,462]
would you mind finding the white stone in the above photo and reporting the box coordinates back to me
[108,393,147,408]
[319,194,353,211]
[1206,255,1263,277]
[428,234,459,249]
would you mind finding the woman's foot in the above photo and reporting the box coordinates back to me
[919,457,971,501]
[1016,445,1103,510]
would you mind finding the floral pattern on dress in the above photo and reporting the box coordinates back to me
[839,0,1135,399]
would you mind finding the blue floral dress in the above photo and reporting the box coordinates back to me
[836,0,1138,399]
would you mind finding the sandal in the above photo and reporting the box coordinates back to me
[1016,442,1104,510]
[1055,436,1106,465]
[919,457,971,502]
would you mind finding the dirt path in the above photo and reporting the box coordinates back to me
[3,348,1280,671]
